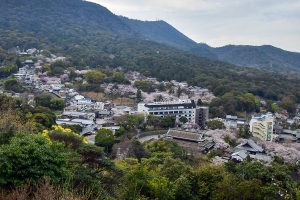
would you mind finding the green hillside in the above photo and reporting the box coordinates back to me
[0,0,300,104]
[212,45,300,75]
[120,17,300,75]
[119,16,197,50]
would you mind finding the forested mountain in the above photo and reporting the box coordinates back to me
[1,0,300,103]
[121,17,300,75]
[211,45,300,75]
[119,16,197,50]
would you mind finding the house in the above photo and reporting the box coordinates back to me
[81,125,98,136]
[231,150,249,162]
[273,124,283,134]
[225,115,238,130]
[233,140,274,164]
[293,116,300,123]
[222,147,234,160]
[62,111,95,120]
[189,87,210,96]
[235,139,264,155]
[96,110,113,118]
[71,119,94,126]
[64,105,78,112]
[24,60,34,67]
[179,81,188,88]
[94,102,105,110]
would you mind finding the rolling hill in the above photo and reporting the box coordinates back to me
[0,0,300,103]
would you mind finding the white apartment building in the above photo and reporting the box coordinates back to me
[250,113,274,141]
[138,99,209,128]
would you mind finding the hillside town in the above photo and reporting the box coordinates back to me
[1,49,300,166]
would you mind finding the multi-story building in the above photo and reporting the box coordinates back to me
[138,99,209,128]
[250,113,274,141]
[195,107,209,129]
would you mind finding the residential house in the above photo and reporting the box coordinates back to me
[64,105,78,112]
[273,124,283,134]
[235,139,264,155]
[24,60,34,67]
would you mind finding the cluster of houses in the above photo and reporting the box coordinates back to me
[57,94,142,136]
[3,48,300,165]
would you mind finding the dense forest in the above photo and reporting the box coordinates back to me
[0,0,300,108]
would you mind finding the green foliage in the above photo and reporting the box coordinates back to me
[0,0,299,113]
[95,128,114,152]
[61,124,82,134]
[207,119,225,130]
[77,83,104,92]
[121,168,151,200]
[48,130,84,150]
[161,116,176,128]
[47,60,70,76]
[50,98,65,110]
[111,72,130,84]
[34,94,53,108]
[149,176,175,200]
[0,64,18,78]
[32,113,52,128]
[3,77,24,93]
[34,106,56,124]
[115,126,125,137]
[236,126,252,139]
[146,115,175,129]
[136,89,142,102]
[197,99,203,106]
[134,80,154,93]
[223,135,237,147]
[0,134,70,187]
[179,116,188,123]
[280,100,296,113]
[145,140,186,160]
[210,92,261,117]
[84,70,106,84]
[115,113,145,131]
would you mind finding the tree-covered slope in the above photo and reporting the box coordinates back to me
[212,45,300,75]
[0,0,300,102]
[119,16,197,50]
[120,17,300,75]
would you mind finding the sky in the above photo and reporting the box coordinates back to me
[88,0,300,53]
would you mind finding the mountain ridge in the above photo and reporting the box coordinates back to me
[0,0,300,103]
[120,17,300,75]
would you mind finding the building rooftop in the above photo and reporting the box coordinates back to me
[235,139,264,153]
[144,99,196,108]
[166,129,203,142]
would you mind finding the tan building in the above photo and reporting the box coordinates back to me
[251,114,274,141]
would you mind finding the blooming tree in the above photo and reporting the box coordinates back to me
[258,141,300,164]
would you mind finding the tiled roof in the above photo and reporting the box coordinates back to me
[167,130,202,141]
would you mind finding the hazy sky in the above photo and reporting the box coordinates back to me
[88,0,300,52]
